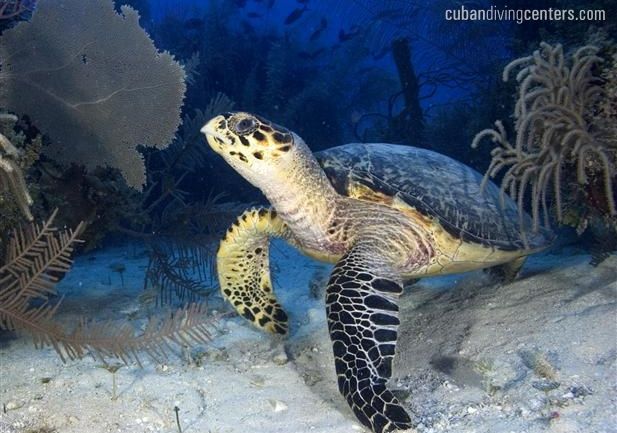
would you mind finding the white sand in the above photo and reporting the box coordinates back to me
[1,240,615,433]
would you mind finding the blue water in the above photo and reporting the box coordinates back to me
[0,1,615,432]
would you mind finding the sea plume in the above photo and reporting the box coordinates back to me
[0,125,32,221]
[472,42,616,232]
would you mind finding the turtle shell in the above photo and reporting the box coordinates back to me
[316,143,552,251]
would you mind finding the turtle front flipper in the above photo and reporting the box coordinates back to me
[217,207,292,335]
[326,243,412,433]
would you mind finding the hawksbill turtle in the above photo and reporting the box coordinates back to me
[201,112,552,433]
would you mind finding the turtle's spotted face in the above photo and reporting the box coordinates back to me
[201,112,296,181]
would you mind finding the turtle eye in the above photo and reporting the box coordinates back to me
[233,117,257,136]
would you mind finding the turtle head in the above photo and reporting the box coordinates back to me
[201,112,301,185]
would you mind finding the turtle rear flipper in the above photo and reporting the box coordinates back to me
[326,243,413,433]
[217,207,292,335]
[485,256,527,283]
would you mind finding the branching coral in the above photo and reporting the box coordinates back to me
[472,42,616,232]
[0,119,32,221]
[140,192,246,308]
[0,210,84,343]
[0,0,186,189]
[0,210,215,365]
[144,240,217,307]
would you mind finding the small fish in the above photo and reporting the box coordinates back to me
[184,18,204,30]
[284,6,307,25]
[298,48,325,59]
[247,12,262,18]
[338,26,360,42]
[309,17,327,41]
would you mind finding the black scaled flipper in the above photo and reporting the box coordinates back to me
[326,244,412,433]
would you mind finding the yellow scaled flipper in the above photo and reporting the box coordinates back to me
[217,207,293,334]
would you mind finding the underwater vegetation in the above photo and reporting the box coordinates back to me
[0,1,615,433]
[139,192,248,308]
[0,115,32,222]
[0,0,219,365]
[0,0,614,372]
[152,0,348,150]
[0,0,185,189]
[0,210,215,365]
[321,0,514,147]
[473,40,616,251]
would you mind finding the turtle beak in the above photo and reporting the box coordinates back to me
[201,115,229,153]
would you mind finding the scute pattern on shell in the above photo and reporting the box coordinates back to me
[316,143,552,251]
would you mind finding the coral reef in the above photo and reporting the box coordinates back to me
[0,113,42,241]
[121,93,237,238]
[0,120,32,222]
[472,42,616,237]
[31,164,144,250]
[0,0,186,189]
[110,92,244,309]
[143,239,217,307]
[0,210,215,365]
[0,210,84,355]
[139,192,247,309]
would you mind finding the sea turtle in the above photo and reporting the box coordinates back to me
[201,112,552,433]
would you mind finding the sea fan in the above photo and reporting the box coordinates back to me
[0,0,186,189]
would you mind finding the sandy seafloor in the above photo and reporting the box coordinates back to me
[0,239,615,433]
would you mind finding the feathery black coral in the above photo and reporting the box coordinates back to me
[0,209,83,306]
[53,303,213,366]
[0,211,214,365]
[0,209,84,354]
